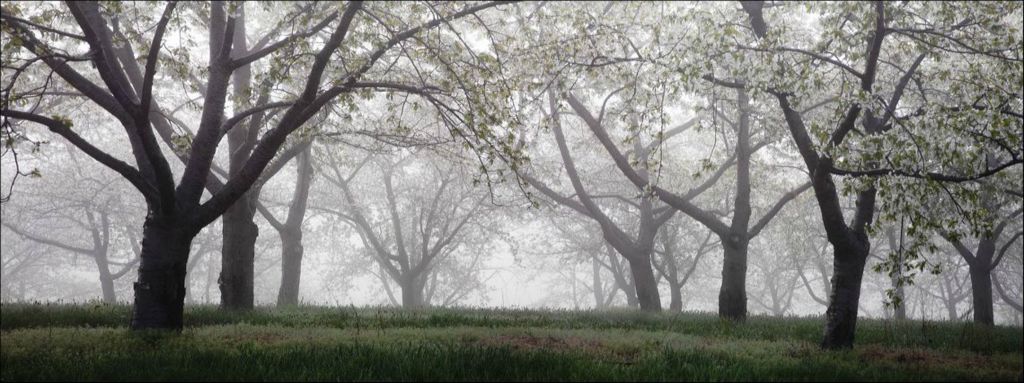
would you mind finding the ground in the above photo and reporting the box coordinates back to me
[1,304,1021,381]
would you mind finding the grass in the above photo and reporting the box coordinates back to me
[1,303,1022,381]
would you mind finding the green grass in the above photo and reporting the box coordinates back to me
[2,303,1022,381]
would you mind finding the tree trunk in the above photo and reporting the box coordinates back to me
[130,216,193,330]
[219,10,259,311]
[592,256,605,309]
[219,198,258,310]
[821,244,868,349]
[945,301,959,321]
[401,275,425,308]
[276,228,304,306]
[623,282,639,308]
[275,144,312,307]
[885,226,907,321]
[608,247,639,308]
[718,236,748,319]
[626,253,662,312]
[669,282,683,312]
[892,272,907,321]
[94,253,117,304]
[663,250,683,312]
[968,264,994,325]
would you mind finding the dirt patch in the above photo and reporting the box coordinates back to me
[858,346,991,370]
[476,334,605,354]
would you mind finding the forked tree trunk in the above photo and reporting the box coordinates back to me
[130,216,194,330]
[219,198,257,310]
[821,243,868,349]
[718,237,748,319]
[275,144,313,307]
[626,253,662,312]
[276,228,304,306]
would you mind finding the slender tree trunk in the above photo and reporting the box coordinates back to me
[94,253,117,304]
[130,216,194,330]
[663,249,684,312]
[626,252,662,312]
[968,264,995,325]
[718,236,748,319]
[885,226,907,321]
[592,256,605,309]
[892,272,907,321]
[821,243,868,349]
[276,229,304,306]
[275,144,313,307]
[219,199,257,310]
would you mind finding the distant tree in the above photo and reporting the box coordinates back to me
[939,193,1022,325]
[653,217,714,312]
[254,141,314,307]
[1,149,141,303]
[320,149,494,308]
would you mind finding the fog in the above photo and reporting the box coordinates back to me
[1,0,1022,334]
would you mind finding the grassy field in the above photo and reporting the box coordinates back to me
[1,304,1021,381]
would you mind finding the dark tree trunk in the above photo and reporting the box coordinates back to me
[219,9,258,311]
[627,253,662,312]
[968,264,995,325]
[130,216,194,330]
[821,243,868,349]
[718,236,748,319]
[219,198,257,310]
[276,228,304,306]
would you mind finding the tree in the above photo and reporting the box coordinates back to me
[531,213,638,309]
[568,88,810,319]
[516,91,678,311]
[499,2,810,318]
[255,142,314,306]
[1,0,513,329]
[653,217,714,312]
[940,196,1022,325]
[321,148,493,308]
[1,148,141,303]
[735,1,1021,347]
